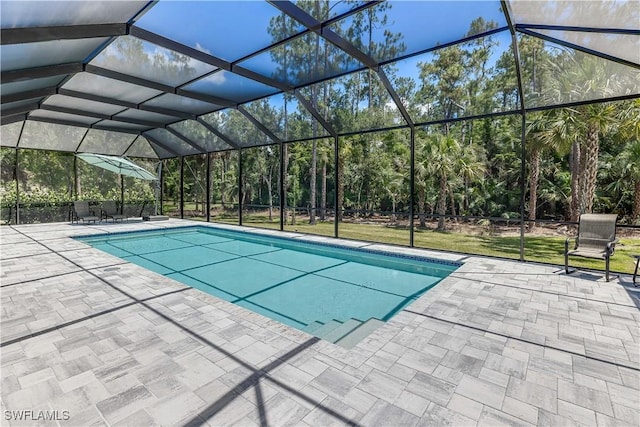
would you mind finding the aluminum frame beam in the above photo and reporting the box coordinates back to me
[1,23,127,45]
[0,114,28,126]
[143,132,181,158]
[26,115,144,135]
[1,63,83,84]
[293,90,337,137]
[267,1,377,70]
[196,118,241,150]
[57,89,196,120]
[166,126,207,154]
[85,64,237,108]
[38,104,170,128]
[269,1,413,132]
[1,103,40,118]
[237,106,282,144]
[517,28,640,69]
[129,26,292,92]
[1,87,56,105]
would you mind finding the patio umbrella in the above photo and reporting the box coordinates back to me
[75,153,157,180]
[76,153,159,216]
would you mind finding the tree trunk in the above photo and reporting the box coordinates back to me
[528,147,540,230]
[74,166,81,199]
[569,140,581,222]
[220,155,226,208]
[391,199,396,222]
[450,191,456,222]
[418,187,426,228]
[437,173,447,231]
[266,175,273,221]
[633,179,640,224]
[310,138,317,225]
[320,160,326,221]
[580,123,600,214]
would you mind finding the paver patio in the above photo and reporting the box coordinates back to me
[1,220,639,426]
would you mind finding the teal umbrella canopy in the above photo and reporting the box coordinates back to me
[76,153,157,180]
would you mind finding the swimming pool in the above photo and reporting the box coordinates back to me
[78,226,460,347]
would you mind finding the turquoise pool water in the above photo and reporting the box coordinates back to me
[78,226,459,346]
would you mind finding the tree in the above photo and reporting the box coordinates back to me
[422,134,483,231]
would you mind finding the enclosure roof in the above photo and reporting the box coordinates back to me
[1,0,639,159]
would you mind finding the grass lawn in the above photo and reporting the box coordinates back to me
[165,204,640,275]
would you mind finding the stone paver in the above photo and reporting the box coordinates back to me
[1,220,639,426]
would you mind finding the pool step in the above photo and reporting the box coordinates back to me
[311,320,343,337]
[335,318,386,349]
[322,318,363,342]
[303,321,325,334]
[303,318,385,349]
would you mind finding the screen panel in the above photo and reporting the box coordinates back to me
[125,136,160,159]
[241,93,329,141]
[200,110,276,148]
[144,128,201,156]
[43,94,126,116]
[61,73,162,104]
[237,32,365,88]
[528,29,640,66]
[183,71,280,104]
[1,38,108,71]
[1,0,146,27]
[19,120,87,151]
[133,1,305,62]
[510,0,639,30]
[169,120,233,152]
[0,122,24,147]
[77,129,137,155]
[382,30,519,124]
[1,76,65,97]
[114,109,181,125]
[90,35,217,87]
[519,35,640,109]
[29,110,100,126]
[329,1,507,64]
[142,94,221,115]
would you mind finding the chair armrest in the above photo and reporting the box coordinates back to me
[606,238,619,255]
[565,236,577,253]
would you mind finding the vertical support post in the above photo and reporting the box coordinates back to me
[159,161,164,215]
[179,156,184,219]
[73,155,78,200]
[334,135,339,239]
[120,174,124,214]
[502,0,527,262]
[14,148,19,225]
[519,113,526,261]
[206,153,211,222]
[238,148,243,226]
[409,126,415,247]
[279,143,285,231]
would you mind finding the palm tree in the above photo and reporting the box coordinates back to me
[423,133,484,231]
[526,111,573,227]
[626,140,640,223]
[539,46,638,220]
